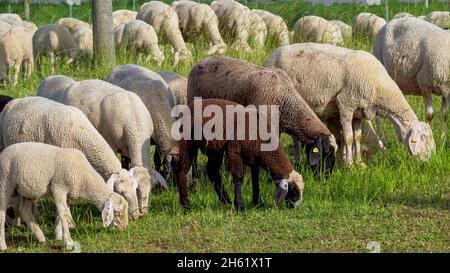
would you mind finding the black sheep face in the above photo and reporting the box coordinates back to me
[305,135,336,174]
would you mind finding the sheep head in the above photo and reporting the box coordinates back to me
[305,135,336,174]
[106,170,140,220]
[102,193,129,230]
[128,166,151,216]
[405,120,435,160]
[285,171,304,208]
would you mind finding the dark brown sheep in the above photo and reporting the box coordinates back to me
[175,98,304,211]
[0,95,13,113]
[188,56,336,173]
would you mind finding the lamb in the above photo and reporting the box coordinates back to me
[424,11,450,29]
[329,20,352,41]
[188,56,337,173]
[37,76,168,214]
[0,26,33,85]
[263,43,436,165]
[55,17,91,34]
[115,20,164,66]
[175,99,304,211]
[293,16,343,45]
[32,24,80,74]
[171,0,227,55]
[106,64,180,176]
[0,97,141,220]
[157,70,188,105]
[0,142,129,251]
[210,0,252,52]
[113,9,137,29]
[352,12,386,40]
[252,9,290,46]
[71,26,93,58]
[373,17,450,142]
[0,95,13,113]
[137,1,192,66]
[0,13,23,27]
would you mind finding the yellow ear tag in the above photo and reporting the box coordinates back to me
[160,165,165,171]
[313,147,319,153]
[411,137,417,143]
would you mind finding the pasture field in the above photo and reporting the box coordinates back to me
[0,0,449,253]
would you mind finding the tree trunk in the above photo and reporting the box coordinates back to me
[24,0,30,21]
[92,0,115,65]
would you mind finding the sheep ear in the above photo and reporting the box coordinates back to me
[101,201,114,228]
[407,121,434,157]
[150,170,169,191]
[274,179,289,204]
[106,174,118,191]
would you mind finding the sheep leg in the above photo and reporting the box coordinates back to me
[233,174,245,212]
[352,119,363,164]
[0,185,16,251]
[52,189,73,249]
[25,58,33,78]
[226,143,245,211]
[11,62,21,86]
[292,136,300,165]
[340,116,354,166]
[176,142,197,210]
[49,51,56,74]
[423,87,434,123]
[206,154,230,204]
[440,96,449,143]
[19,198,46,243]
[251,166,261,206]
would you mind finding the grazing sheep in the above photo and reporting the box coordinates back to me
[0,26,33,85]
[0,95,13,113]
[0,97,141,220]
[157,70,188,105]
[0,13,23,27]
[71,26,93,58]
[113,9,137,29]
[392,12,414,20]
[352,12,386,40]
[32,24,80,74]
[37,76,168,215]
[247,10,267,48]
[424,11,450,29]
[188,56,336,172]
[293,16,343,45]
[211,0,252,52]
[374,17,450,142]
[329,20,352,41]
[263,43,436,164]
[137,1,192,66]
[252,9,290,46]
[55,17,91,34]
[176,99,304,211]
[116,20,164,66]
[171,0,227,55]
[0,142,129,251]
[106,64,179,176]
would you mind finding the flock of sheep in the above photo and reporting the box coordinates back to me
[0,0,448,251]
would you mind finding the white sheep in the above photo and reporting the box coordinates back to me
[171,0,227,55]
[0,21,12,37]
[392,12,414,20]
[293,16,343,45]
[55,17,91,34]
[424,11,450,29]
[32,24,80,74]
[252,9,290,46]
[137,1,192,66]
[264,43,436,165]
[0,97,141,220]
[0,13,23,27]
[38,76,169,214]
[157,70,188,105]
[106,64,179,175]
[0,26,33,85]
[113,9,137,29]
[329,20,352,41]
[72,26,93,58]
[115,20,164,66]
[247,10,267,48]
[352,12,386,40]
[211,0,252,52]
[0,142,129,251]
[374,17,450,142]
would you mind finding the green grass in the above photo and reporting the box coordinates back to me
[1,1,449,253]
